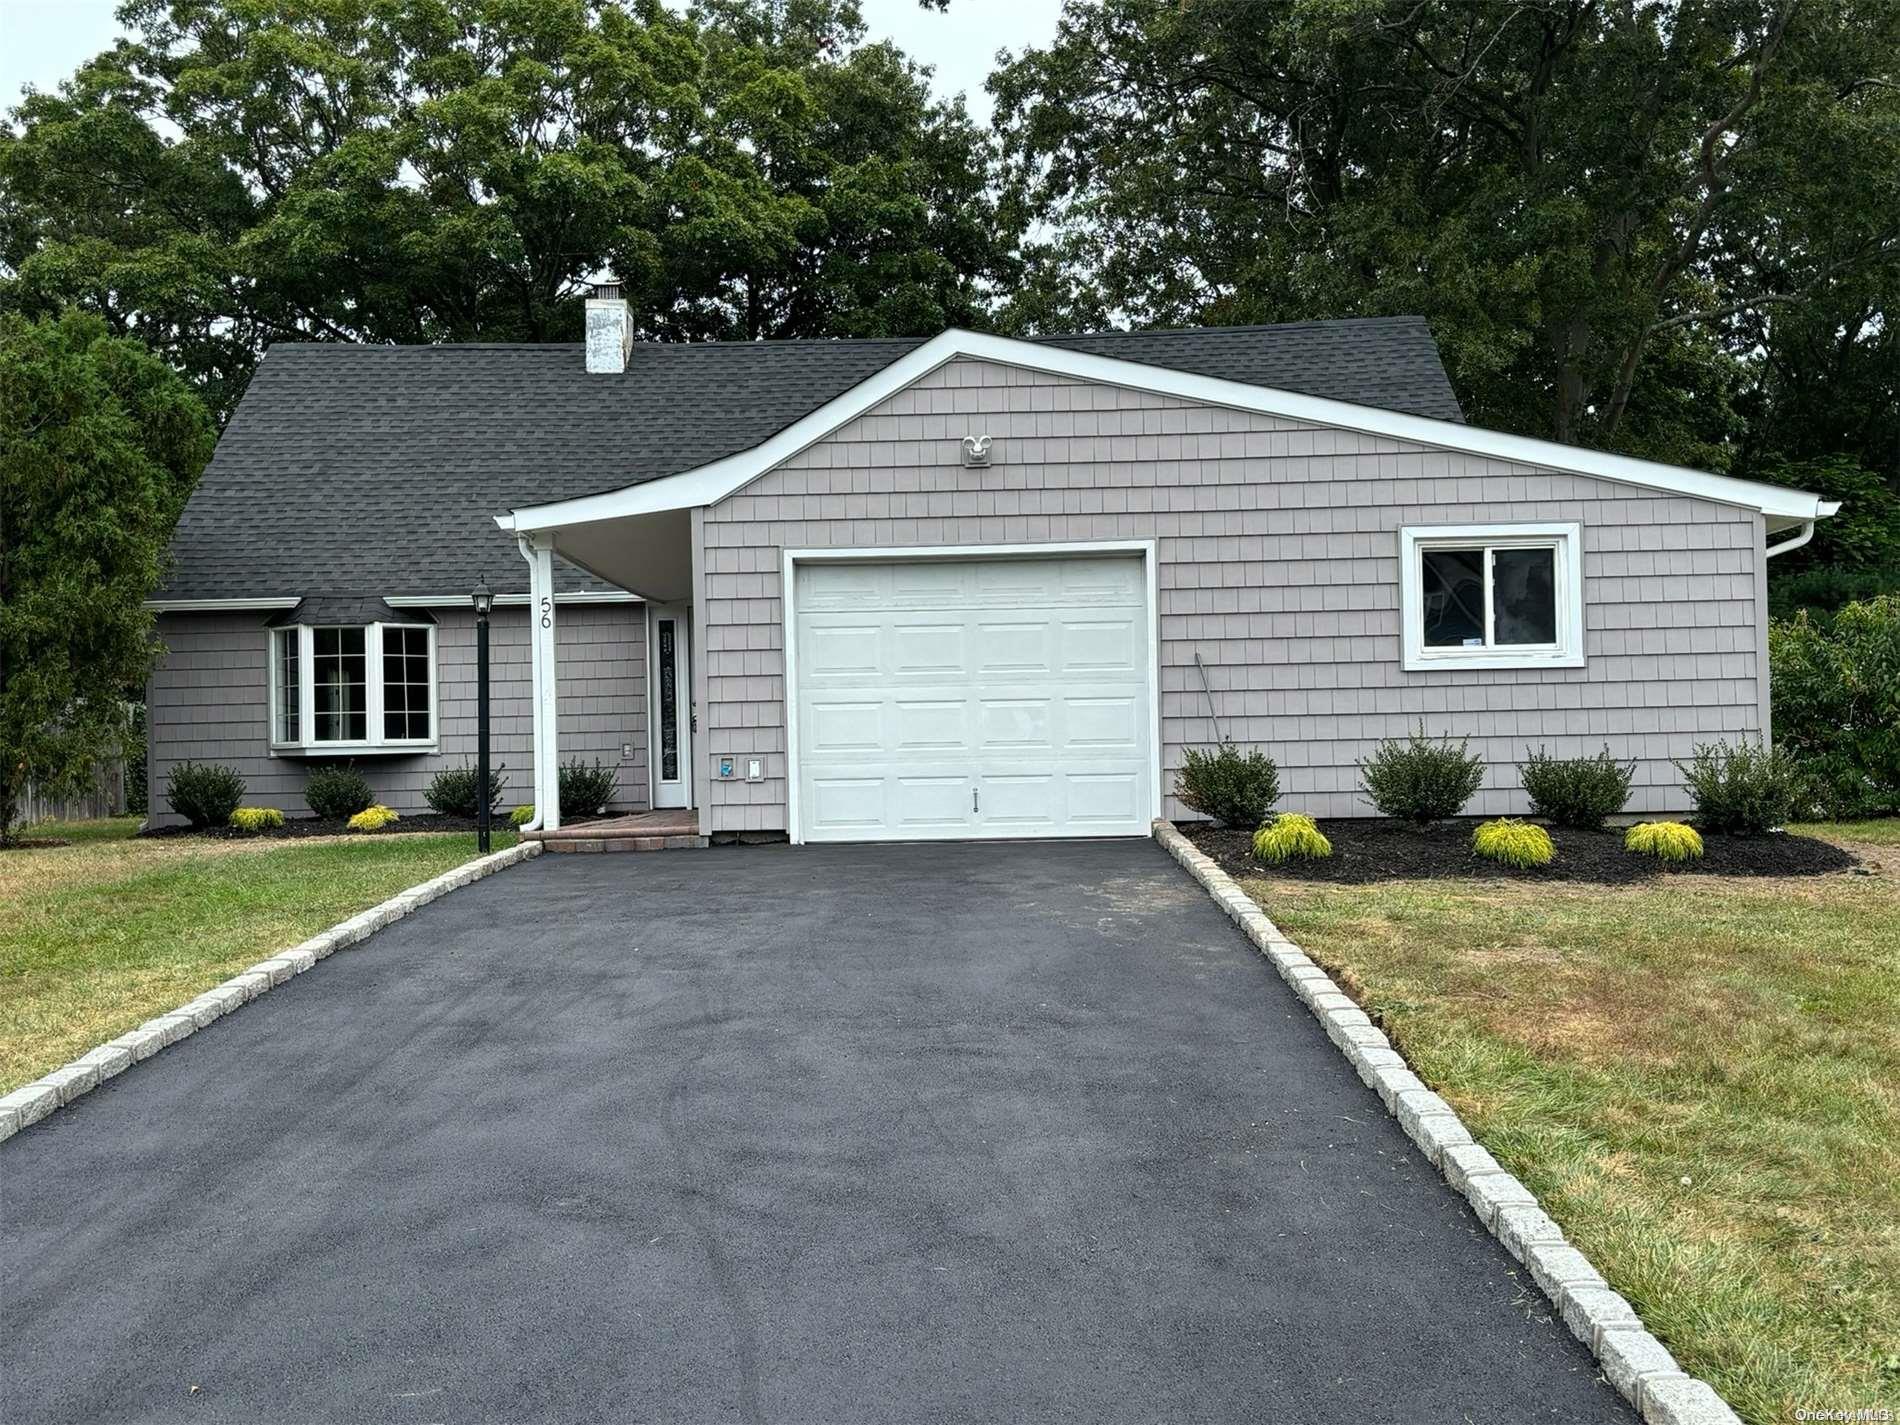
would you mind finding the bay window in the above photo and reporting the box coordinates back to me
[270,621,437,752]
[1399,523,1584,671]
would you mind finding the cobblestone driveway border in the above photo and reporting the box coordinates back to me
[1152,819,1739,1425]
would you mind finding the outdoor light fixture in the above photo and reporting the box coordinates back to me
[472,578,493,852]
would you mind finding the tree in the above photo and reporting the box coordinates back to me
[0,0,1011,423]
[0,310,213,839]
[992,0,1900,466]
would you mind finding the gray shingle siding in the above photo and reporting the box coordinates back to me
[697,357,1767,834]
[147,604,648,827]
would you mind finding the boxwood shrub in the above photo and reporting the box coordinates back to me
[305,763,375,820]
[1358,727,1485,824]
[1675,738,1801,835]
[1519,746,1634,829]
[558,758,618,817]
[165,761,245,829]
[1175,743,1281,828]
[425,763,507,817]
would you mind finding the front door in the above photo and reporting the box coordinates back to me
[649,604,692,810]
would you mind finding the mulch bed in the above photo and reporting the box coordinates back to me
[139,812,602,842]
[0,837,72,852]
[1183,817,1868,886]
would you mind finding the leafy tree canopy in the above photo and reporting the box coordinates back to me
[0,309,213,838]
[0,0,1012,421]
[992,0,1900,476]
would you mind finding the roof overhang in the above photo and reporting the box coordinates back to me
[145,590,641,612]
[496,328,1839,536]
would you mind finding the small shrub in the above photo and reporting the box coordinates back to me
[1252,813,1332,863]
[1175,743,1281,827]
[305,763,375,820]
[510,805,535,827]
[1625,821,1704,862]
[1358,726,1485,823]
[559,758,618,816]
[1519,746,1633,829]
[424,762,507,817]
[166,761,245,829]
[347,804,399,832]
[1472,818,1554,868]
[1675,737,1801,835]
[228,806,285,834]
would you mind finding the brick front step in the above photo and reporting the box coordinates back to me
[542,833,709,854]
[523,810,706,853]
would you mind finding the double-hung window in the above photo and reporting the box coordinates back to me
[270,621,437,752]
[1399,524,1584,671]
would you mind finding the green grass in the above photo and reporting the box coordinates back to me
[1,822,516,1093]
[1235,818,1900,1422]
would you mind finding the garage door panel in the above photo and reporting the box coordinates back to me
[892,776,975,830]
[806,700,883,755]
[795,554,1151,843]
[806,777,888,834]
[1067,696,1142,750]
[975,621,1053,674]
[1067,773,1143,826]
[979,698,1053,750]
[891,622,965,675]
[891,698,971,752]
[805,624,882,678]
[1064,619,1140,673]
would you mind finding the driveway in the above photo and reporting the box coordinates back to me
[1,840,1633,1423]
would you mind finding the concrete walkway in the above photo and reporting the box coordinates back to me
[0,840,1633,1423]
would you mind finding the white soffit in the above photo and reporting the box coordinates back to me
[497,328,1839,533]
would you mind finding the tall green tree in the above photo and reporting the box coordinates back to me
[993,0,1900,469]
[0,310,213,839]
[0,0,1011,422]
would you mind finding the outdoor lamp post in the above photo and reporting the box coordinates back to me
[472,577,494,853]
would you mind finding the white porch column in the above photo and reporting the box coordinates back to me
[516,533,562,830]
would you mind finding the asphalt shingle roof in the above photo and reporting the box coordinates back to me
[158,317,1464,601]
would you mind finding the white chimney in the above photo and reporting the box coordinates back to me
[585,279,632,374]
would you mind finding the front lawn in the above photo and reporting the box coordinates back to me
[0,818,516,1094]
[1229,820,1900,1423]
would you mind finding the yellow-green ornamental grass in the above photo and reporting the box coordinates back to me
[1627,821,1705,862]
[510,805,536,827]
[228,807,284,833]
[347,805,400,832]
[1472,817,1555,868]
[1252,813,1333,863]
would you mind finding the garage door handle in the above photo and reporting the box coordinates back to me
[973,788,979,814]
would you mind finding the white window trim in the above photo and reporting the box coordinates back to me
[1399,523,1584,672]
[269,622,440,755]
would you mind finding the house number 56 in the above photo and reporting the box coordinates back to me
[539,596,552,629]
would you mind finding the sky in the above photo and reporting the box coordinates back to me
[0,0,1065,126]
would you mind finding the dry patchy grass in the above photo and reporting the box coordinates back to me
[0,818,513,1093]
[1237,821,1900,1424]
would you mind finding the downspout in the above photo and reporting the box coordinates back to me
[1764,520,1816,559]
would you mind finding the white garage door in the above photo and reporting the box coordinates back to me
[791,554,1154,842]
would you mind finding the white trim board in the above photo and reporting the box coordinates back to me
[499,328,1839,535]
[780,539,1162,846]
[147,591,640,613]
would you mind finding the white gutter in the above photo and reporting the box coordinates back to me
[1765,519,1817,559]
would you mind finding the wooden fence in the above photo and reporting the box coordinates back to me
[15,759,130,827]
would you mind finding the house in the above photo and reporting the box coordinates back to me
[144,289,1836,840]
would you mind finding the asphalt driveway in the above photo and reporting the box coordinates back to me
[1,839,1633,1423]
